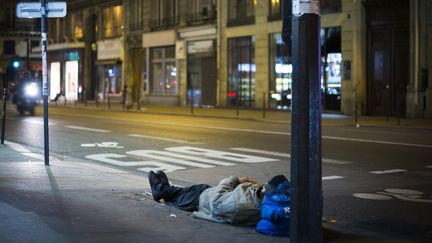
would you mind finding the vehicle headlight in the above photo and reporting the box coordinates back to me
[24,83,38,97]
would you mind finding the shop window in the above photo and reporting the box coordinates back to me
[268,0,282,21]
[321,0,342,14]
[227,0,255,26]
[269,33,292,110]
[3,40,15,55]
[187,0,216,25]
[150,0,178,30]
[227,36,255,107]
[150,46,177,95]
[321,27,342,110]
[103,5,123,38]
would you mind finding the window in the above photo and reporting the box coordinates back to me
[321,0,342,14]
[228,0,255,26]
[269,33,292,110]
[268,0,282,20]
[227,36,255,107]
[187,0,216,24]
[150,46,177,95]
[150,0,178,29]
[71,12,84,40]
[103,5,123,38]
[130,0,144,31]
[3,40,15,55]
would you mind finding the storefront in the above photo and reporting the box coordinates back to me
[268,28,341,111]
[269,33,292,110]
[96,38,123,102]
[187,39,216,107]
[40,43,84,102]
[227,36,256,107]
[143,30,178,105]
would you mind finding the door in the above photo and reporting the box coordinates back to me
[366,0,409,116]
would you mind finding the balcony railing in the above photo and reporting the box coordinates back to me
[149,16,179,30]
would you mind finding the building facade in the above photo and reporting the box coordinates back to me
[11,0,431,117]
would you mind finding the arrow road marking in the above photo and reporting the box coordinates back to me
[369,169,407,174]
[230,147,350,164]
[66,125,111,133]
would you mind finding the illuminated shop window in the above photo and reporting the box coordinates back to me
[150,46,177,95]
[269,33,291,110]
[227,36,256,107]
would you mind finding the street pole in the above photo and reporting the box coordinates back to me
[289,1,322,242]
[41,1,50,166]
[1,75,8,145]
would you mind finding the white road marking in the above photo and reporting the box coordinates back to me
[23,119,55,126]
[4,141,31,153]
[127,150,214,168]
[322,176,344,180]
[167,146,278,163]
[353,193,392,200]
[128,134,202,144]
[230,147,350,164]
[85,153,185,172]
[369,169,407,174]
[323,135,432,149]
[66,125,110,133]
[4,141,52,161]
[81,142,124,148]
[425,165,432,169]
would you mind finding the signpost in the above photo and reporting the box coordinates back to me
[17,1,67,166]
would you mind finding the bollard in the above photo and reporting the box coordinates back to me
[355,92,359,127]
[122,84,127,110]
[262,92,266,119]
[190,87,194,115]
[396,91,401,126]
[1,87,8,144]
[385,85,390,121]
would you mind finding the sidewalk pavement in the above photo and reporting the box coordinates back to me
[46,101,432,130]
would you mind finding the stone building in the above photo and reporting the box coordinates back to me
[9,0,430,117]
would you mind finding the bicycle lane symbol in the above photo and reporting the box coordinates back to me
[353,189,432,204]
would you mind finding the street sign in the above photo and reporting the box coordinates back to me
[16,2,67,18]
[16,1,67,166]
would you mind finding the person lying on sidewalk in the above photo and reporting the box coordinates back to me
[148,170,264,226]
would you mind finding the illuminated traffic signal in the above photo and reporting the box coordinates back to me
[12,60,20,69]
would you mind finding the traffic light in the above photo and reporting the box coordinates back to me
[5,57,22,83]
[12,60,20,69]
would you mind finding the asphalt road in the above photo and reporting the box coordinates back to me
[2,105,432,241]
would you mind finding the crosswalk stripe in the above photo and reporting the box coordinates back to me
[230,147,350,164]
[369,169,407,174]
